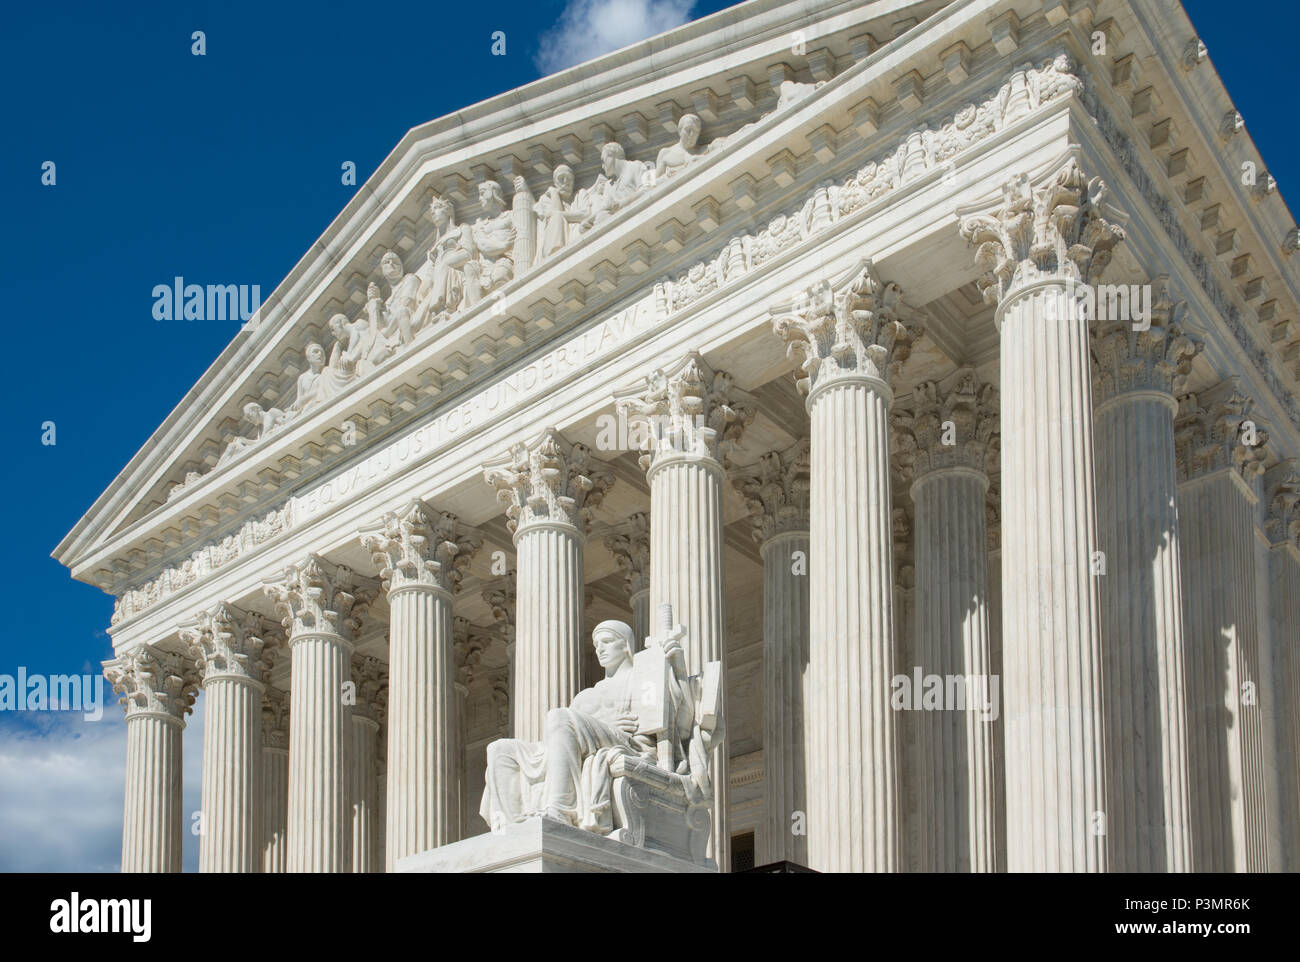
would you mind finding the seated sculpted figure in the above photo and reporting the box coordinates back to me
[464,180,517,306]
[481,609,723,850]
[414,195,468,324]
[372,250,423,348]
[655,112,706,180]
[290,341,327,415]
[532,164,586,263]
[582,142,649,230]
[217,402,288,466]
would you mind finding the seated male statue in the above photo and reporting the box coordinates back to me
[481,612,721,842]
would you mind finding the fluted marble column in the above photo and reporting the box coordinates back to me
[1263,462,1300,870]
[183,604,281,873]
[985,485,1006,872]
[894,368,999,872]
[453,618,492,838]
[1175,379,1271,871]
[349,655,386,873]
[733,439,810,866]
[772,265,918,872]
[960,159,1122,872]
[605,512,652,645]
[104,645,198,873]
[1090,275,1199,872]
[485,430,612,742]
[618,352,754,871]
[265,555,374,873]
[362,502,479,868]
[261,687,289,873]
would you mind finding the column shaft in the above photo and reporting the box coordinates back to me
[198,676,262,872]
[1178,472,1267,870]
[1095,393,1193,871]
[121,713,184,873]
[351,716,380,872]
[1000,281,1107,872]
[912,468,997,872]
[262,746,288,872]
[760,531,809,866]
[649,457,729,869]
[808,380,896,872]
[513,523,584,742]
[386,584,457,866]
[287,632,352,872]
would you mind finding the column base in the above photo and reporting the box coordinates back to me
[396,816,717,873]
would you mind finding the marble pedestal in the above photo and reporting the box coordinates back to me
[396,816,718,873]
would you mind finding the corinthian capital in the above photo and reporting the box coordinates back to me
[892,367,999,485]
[603,513,651,597]
[614,352,756,470]
[959,158,1126,304]
[263,555,376,643]
[1263,459,1300,547]
[1092,275,1202,403]
[482,573,516,645]
[350,654,388,723]
[731,438,811,542]
[770,260,922,401]
[484,429,613,534]
[361,501,481,594]
[262,687,289,749]
[103,644,199,721]
[1174,378,1270,484]
[452,617,494,690]
[181,603,283,685]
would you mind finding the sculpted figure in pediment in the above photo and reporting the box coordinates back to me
[582,142,649,230]
[655,113,706,181]
[217,402,288,466]
[414,195,468,326]
[372,250,423,348]
[321,311,377,393]
[290,341,327,415]
[530,164,588,263]
[463,180,517,306]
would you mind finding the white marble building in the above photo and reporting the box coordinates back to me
[56,0,1300,873]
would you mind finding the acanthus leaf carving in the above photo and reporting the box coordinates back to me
[483,430,614,534]
[1091,274,1202,403]
[892,366,999,485]
[1174,377,1270,484]
[103,644,199,721]
[360,501,481,594]
[959,157,1126,305]
[730,438,811,542]
[771,261,922,399]
[262,554,376,643]
[615,353,755,470]
[180,602,283,685]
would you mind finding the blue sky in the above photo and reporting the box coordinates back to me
[0,0,1294,872]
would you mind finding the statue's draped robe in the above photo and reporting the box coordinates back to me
[481,664,690,834]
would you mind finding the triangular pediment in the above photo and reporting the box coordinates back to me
[57,0,1300,611]
[56,0,956,591]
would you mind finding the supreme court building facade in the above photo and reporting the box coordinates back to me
[56,0,1300,873]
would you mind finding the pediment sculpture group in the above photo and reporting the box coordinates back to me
[211,83,834,472]
[207,57,1080,474]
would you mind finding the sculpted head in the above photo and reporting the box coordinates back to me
[553,164,574,196]
[380,250,404,284]
[678,113,701,149]
[429,195,454,228]
[600,142,625,177]
[305,342,325,369]
[328,313,349,340]
[592,620,636,672]
[242,402,265,424]
[477,179,506,215]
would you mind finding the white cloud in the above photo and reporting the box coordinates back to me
[536,0,697,74]
[0,697,205,872]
